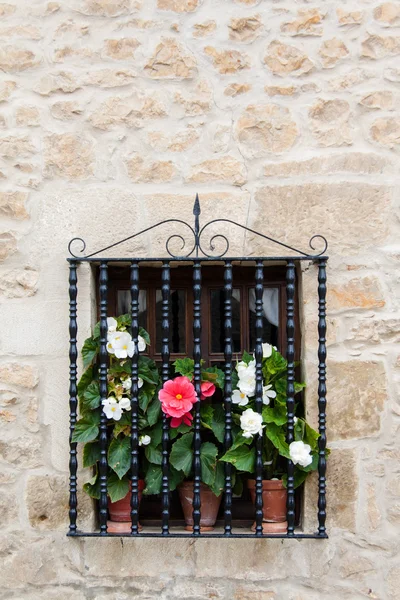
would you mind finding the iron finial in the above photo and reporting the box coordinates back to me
[193,193,200,217]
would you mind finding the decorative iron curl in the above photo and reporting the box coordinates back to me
[68,237,87,259]
[308,235,328,257]
[68,220,196,260]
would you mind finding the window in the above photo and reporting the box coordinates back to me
[67,196,328,539]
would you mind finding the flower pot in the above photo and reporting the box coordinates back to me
[178,481,222,532]
[107,479,145,533]
[247,479,288,534]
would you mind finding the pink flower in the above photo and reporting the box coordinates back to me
[159,376,197,419]
[170,412,193,428]
[200,381,216,400]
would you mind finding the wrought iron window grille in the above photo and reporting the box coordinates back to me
[67,195,328,539]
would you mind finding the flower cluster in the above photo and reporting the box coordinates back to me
[232,343,277,408]
[106,317,146,359]
[159,376,198,427]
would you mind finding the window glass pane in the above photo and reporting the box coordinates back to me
[155,290,186,353]
[210,288,241,353]
[249,288,279,351]
[117,290,147,331]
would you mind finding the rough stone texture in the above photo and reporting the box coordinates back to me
[328,361,387,440]
[236,104,298,156]
[309,99,352,146]
[264,40,314,76]
[145,38,197,79]
[0,2,399,599]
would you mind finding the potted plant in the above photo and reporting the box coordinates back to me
[72,314,161,532]
[156,358,229,531]
[220,344,321,534]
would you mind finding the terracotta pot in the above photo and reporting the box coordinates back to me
[107,479,145,533]
[178,481,222,531]
[247,479,288,534]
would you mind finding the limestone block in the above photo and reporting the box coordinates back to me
[0,46,40,71]
[0,191,29,219]
[83,69,136,88]
[371,118,400,149]
[265,85,297,96]
[0,136,35,159]
[374,3,400,27]
[0,25,42,40]
[329,276,385,311]
[328,448,358,531]
[76,0,142,17]
[193,21,216,38]
[125,155,177,183]
[361,34,400,59]
[15,106,40,126]
[319,38,349,68]
[264,40,314,77]
[0,232,17,262]
[187,155,247,186]
[309,99,352,147]
[204,46,250,74]
[103,38,140,59]
[337,8,364,26]
[0,267,38,298]
[34,72,81,95]
[281,9,324,37]
[263,153,389,177]
[174,80,212,115]
[157,0,200,11]
[0,3,15,17]
[90,93,167,130]
[327,361,387,440]
[50,101,83,120]
[0,435,42,467]
[0,363,38,388]
[229,15,263,43]
[224,83,252,96]
[44,133,94,179]
[145,38,197,79]
[236,104,298,157]
[147,127,200,152]
[359,91,394,110]
[0,80,16,102]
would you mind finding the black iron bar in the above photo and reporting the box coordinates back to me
[223,261,233,535]
[68,261,78,534]
[254,260,264,536]
[161,261,171,535]
[98,261,109,534]
[68,256,328,265]
[285,260,296,536]
[317,259,327,536]
[192,260,202,535]
[68,531,328,539]
[130,262,140,535]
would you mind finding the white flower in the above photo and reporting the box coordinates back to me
[139,435,151,446]
[262,384,277,406]
[289,440,313,468]
[240,408,265,439]
[232,389,249,407]
[237,360,256,397]
[107,317,118,334]
[293,416,298,424]
[122,376,143,390]
[102,397,122,421]
[107,331,135,359]
[237,359,256,376]
[119,397,131,411]
[138,335,146,352]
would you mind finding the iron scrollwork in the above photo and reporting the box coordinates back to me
[68,194,328,260]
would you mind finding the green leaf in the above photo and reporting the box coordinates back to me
[210,461,225,497]
[265,423,290,459]
[263,350,287,376]
[211,404,226,444]
[230,431,253,451]
[77,366,94,400]
[262,404,287,426]
[145,445,162,465]
[139,327,150,346]
[303,422,320,452]
[232,475,243,497]
[83,472,100,499]
[82,381,101,410]
[169,465,185,492]
[139,384,155,412]
[169,433,193,477]
[108,472,130,503]
[83,441,101,468]
[203,366,225,390]
[241,351,254,365]
[117,313,131,330]
[144,464,162,495]
[173,358,194,378]
[200,403,214,429]
[138,356,159,385]
[82,337,98,369]
[169,423,192,440]
[220,444,255,473]
[200,442,218,487]
[72,412,100,443]
[108,436,131,479]
[93,321,100,339]
[113,412,131,437]
[148,421,162,447]
[147,396,161,427]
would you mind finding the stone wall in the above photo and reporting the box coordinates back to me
[0,0,399,598]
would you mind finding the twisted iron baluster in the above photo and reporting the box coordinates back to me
[254,260,264,536]
[68,261,78,534]
[286,261,296,536]
[130,262,140,535]
[317,259,327,536]
[161,261,171,535]
[98,262,109,534]
[223,261,233,535]
[192,260,202,535]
